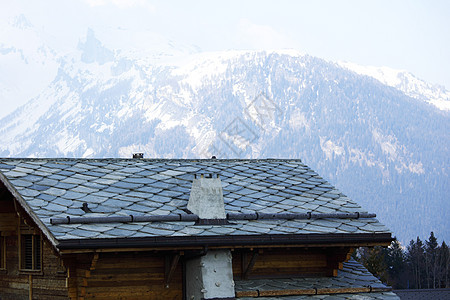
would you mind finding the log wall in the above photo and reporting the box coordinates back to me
[0,188,68,300]
[232,247,352,279]
[0,219,68,299]
[66,251,183,300]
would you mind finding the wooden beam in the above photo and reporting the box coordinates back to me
[258,288,316,296]
[13,196,19,216]
[346,247,355,262]
[243,251,259,279]
[58,242,390,254]
[326,247,352,276]
[165,253,181,288]
[67,265,78,300]
[241,251,247,279]
[18,216,21,270]
[28,274,33,300]
[84,252,99,279]
[90,253,99,271]
[79,253,99,299]
[235,286,392,298]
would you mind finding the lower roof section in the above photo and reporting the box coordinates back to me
[393,288,450,300]
[235,258,400,299]
[238,291,399,299]
[56,232,393,251]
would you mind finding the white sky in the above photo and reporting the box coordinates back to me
[1,0,449,116]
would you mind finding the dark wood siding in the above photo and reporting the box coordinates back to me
[232,247,352,279]
[0,192,68,300]
[0,233,68,300]
[66,251,183,300]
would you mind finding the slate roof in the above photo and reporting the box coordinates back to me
[236,259,400,299]
[238,292,399,300]
[0,158,391,247]
[393,288,450,300]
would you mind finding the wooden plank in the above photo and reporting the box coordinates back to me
[92,258,165,269]
[88,269,182,283]
[248,267,332,278]
[316,287,370,294]
[84,286,183,299]
[0,213,17,231]
[258,288,316,296]
[91,267,167,277]
[85,279,168,288]
[253,254,327,269]
[235,290,258,297]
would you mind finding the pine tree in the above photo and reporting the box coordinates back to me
[386,239,406,288]
[425,232,439,288]
[438,241,450,288]
[407,237,425,289]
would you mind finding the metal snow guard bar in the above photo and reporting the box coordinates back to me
[50,212,376,225]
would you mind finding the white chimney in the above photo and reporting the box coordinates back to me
[185,174,235,299]
[187,174,226,219]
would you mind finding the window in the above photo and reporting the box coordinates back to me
[0,234,5,269]
[20,234,41,271]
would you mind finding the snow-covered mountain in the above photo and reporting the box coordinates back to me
[339,61,450,111]
[0,22,448,244]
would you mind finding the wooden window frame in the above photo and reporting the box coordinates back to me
[19,233,42,272]
[18,224,43,273]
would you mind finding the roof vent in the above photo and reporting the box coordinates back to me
[187,174,225,219]
[81,202,92,213]
[132,153,144,159]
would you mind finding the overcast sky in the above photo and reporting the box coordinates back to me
[1,0,449,115]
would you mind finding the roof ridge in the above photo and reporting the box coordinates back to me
[0,158,303,162]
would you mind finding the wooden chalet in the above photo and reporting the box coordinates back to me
[0,158,399,299]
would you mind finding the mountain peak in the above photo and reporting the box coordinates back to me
[77,28,114,65]
[339,61,450,111]
[11,14,33,30]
